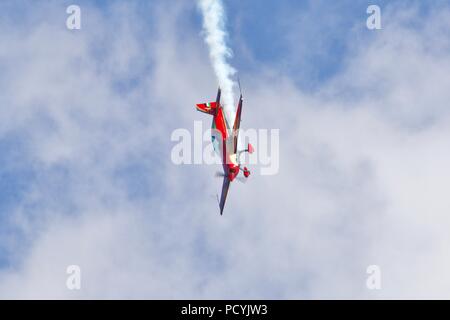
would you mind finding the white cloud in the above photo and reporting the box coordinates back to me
[1,0,450,299]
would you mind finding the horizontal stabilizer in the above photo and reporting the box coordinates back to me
[196,102,218,115]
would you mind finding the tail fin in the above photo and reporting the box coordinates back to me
[196,88,221,115]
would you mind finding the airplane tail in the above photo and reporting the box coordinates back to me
[196,88,221,115]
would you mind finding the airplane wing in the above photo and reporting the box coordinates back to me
[232,95,243,153]
[216,87,221,105]
[219,175,231,215]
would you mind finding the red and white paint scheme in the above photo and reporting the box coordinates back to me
[196,88,254,215]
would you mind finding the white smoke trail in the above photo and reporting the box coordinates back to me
[198,0,236,122]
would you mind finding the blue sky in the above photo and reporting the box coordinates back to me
[0,0,450,298]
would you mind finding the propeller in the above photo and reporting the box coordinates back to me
[215,171,248,183]
[215,171,226,178]
[237,76,242,96]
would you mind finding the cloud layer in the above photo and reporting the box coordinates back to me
[0,0,450,299]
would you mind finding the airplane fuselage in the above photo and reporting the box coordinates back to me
[211,105,240,182]
[196,88,250,215]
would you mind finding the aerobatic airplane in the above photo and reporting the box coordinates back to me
[196,88,254,215]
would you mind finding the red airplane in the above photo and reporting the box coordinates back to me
[196,88,254,215]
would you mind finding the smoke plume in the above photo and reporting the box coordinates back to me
[198,0,237,122]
